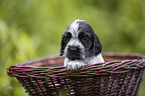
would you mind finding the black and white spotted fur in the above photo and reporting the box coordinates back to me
[60,19,104,71]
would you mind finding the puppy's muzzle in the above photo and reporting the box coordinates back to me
[67,46,81,60]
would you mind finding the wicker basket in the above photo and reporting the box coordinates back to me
[7,53,145,96]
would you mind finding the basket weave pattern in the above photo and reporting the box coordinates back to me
[7,53,145,96]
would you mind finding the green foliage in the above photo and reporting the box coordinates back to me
[0,0,145,96]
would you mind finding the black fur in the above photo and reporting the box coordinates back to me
[78,31,92,51]
[92,33,102,55]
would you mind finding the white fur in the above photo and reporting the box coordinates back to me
[64,53,105,71]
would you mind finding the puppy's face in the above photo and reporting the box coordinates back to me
[60,20,102,60]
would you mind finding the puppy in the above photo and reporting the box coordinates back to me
[60,19,105,71]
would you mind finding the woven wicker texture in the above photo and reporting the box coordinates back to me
[7,53,145,96]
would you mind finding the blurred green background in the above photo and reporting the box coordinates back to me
[0,0,145,96]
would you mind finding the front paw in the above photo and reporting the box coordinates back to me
[65,61,86,71]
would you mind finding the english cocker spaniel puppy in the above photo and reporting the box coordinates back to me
[60,19,105,71]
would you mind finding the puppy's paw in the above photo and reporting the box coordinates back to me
[66,61,87,71]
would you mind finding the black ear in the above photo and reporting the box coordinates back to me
[60,32,72,56]
[60,39,65,56]
[92,34,102,56]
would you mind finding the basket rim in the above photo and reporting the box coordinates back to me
[7,53,145,78]
[13,52,145,67]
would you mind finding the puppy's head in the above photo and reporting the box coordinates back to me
[60,19,102,60]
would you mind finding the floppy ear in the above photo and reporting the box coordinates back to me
[60,39,65,56]
[92,34,102,56]
[60,32,72,56]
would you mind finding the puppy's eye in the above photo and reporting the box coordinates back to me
[78,32,92,42]
[82,37,87,41]
[82,34,90,40]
